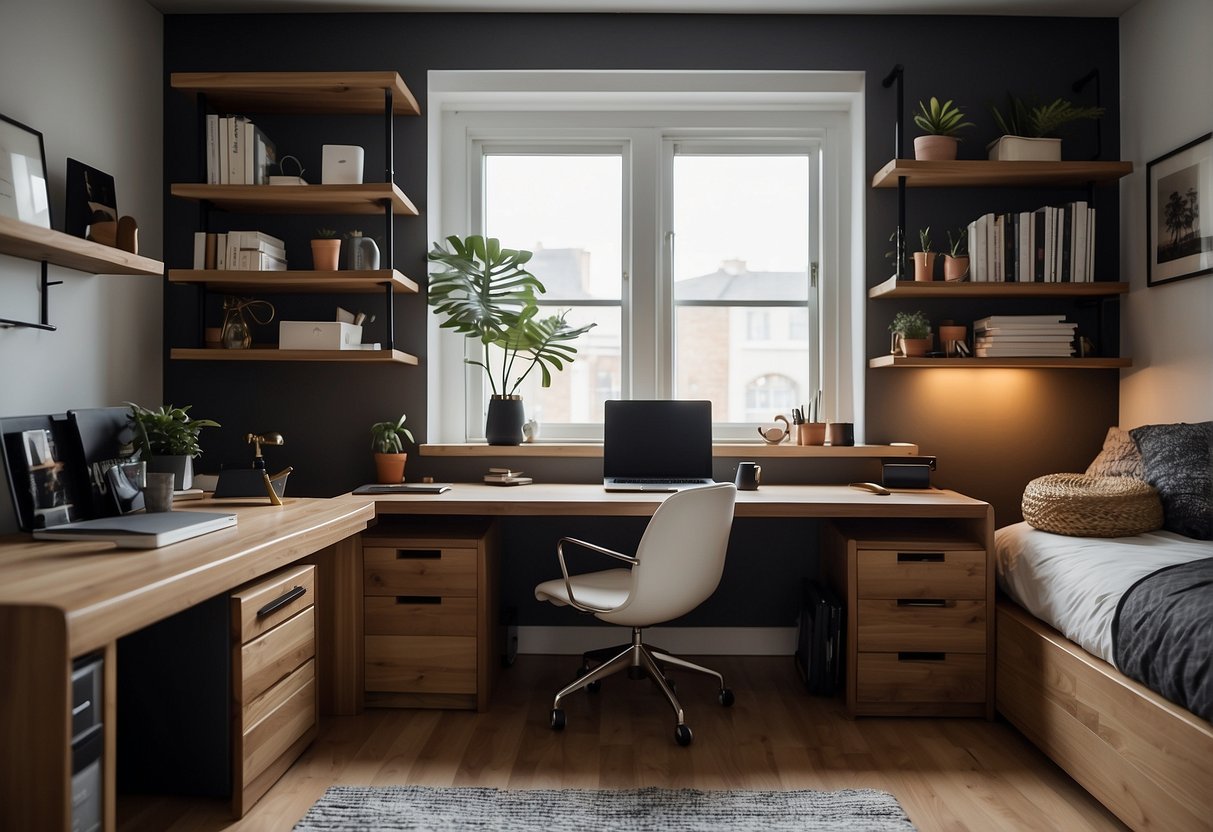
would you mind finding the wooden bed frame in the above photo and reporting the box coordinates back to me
[997,599,1213,832]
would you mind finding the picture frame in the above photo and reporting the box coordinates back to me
[65,158,118,239]
[1147,132,1213,287]
[0,112,52,229]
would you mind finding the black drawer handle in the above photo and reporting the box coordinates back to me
[897,651,946,662]
[896,599,949,608]
[257,585,306,619]
[897,552,945,563]
[396,549,441,559]
[396,596,442,605]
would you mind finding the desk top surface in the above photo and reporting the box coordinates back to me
[0,496,375,654]
[369,482,991,518]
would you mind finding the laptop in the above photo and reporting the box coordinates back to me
[33,510,237,549]
[603,400,715,492]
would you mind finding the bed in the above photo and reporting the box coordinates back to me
[994,521,1213,832]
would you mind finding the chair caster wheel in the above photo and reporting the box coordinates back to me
[719,688,735,707]
[550,709,566,730]
[674,723,693,746]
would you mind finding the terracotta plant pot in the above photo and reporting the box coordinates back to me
[374,452,407,484]
[913,135,959,161]
[912,251,937,282]
[943,255,970,281]
[898,336,932,357]
[311,238,341,271]
[937,323,967,357]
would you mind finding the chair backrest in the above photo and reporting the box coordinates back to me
[599,482,737,627]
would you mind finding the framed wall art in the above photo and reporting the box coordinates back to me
[0,112,52,229]
[1147,132,1213,287]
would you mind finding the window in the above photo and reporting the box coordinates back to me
[430,71,862,443]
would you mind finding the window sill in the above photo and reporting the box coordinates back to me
[420,443,919,458]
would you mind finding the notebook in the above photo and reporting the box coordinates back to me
[33,510,237,549]
[603,400,715,492]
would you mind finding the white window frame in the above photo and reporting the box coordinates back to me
[427,70,865,444]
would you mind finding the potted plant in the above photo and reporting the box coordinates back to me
[370,414,414,484]
[912,97,975,161]
[889,310,932,357]
[427,235,595,445]
[913,226,936,282]
[943,227,970,282]
[311,227,341,271]
[127,403,220,490]
[987,94,1105,161]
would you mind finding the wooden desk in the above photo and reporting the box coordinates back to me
[0,496,375,832]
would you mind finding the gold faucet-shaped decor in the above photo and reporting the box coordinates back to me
[246,432,291,506]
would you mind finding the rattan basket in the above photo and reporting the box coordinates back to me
[1022,473,1163,538]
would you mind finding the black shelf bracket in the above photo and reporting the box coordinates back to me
[883,64,907,280]
[0,261,60,331]
[1071,68,1102,162]
[383,86,396,352]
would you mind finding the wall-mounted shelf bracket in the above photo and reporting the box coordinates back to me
[882,64,906,280]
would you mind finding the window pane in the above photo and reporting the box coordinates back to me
[675,305,811,424]
[486,306,621,427]
[484,154,622,301]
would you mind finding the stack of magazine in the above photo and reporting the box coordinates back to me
[483,467,532,486]
[973,315,1076,358]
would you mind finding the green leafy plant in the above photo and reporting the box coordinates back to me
[947,227,968,258]
[427,235,596,396]
[313,227,339,239]
[889,310,931,340]
[913,97,975,137]
[918,226,933,253]
[990,94,1105,138]
[127,403,220,459]
[370,414,415,454]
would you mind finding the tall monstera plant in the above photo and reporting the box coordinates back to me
[427,235,595,396]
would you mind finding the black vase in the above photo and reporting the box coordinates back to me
[485,395,525,446]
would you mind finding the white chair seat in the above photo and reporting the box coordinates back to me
[534,568,631,611]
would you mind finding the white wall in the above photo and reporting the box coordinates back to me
[1119,0,1213,426]
[0,0,163,418]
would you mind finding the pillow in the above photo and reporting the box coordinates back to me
[1129,421,1212,540]
[1085,426,1144,479]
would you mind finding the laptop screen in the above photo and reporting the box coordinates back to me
[602,400,713,480]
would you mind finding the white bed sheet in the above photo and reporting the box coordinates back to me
[994,521,1213,666]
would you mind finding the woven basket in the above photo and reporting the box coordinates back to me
[1022,473,1163,538]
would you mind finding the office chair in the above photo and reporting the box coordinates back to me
[534,481,737,746]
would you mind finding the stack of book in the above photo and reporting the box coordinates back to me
[973,315,1077,358]
[966,201,1095,283]
[483,467,532,486]
[192,230,287,271]
[205,114,277,185]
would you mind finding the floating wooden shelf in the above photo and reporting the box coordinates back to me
[171,348,418,364]
[871,159,1133,189]
[421,443,921,459]
[168,269,418,294]
[869,355,1131,369]
[171,71,420,116]
[0,215,163,276]
[170,183,417,216]
[868,276,1130,299]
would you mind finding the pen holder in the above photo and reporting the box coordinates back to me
[797,422,827,446]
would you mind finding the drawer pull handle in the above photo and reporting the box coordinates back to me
[897,651,946,662]
[71,700,91,717]
[396,596,441,605]
[396,549,441,560]
[896,599,948,608]
[256,585,306,619]
[897,552,945,563]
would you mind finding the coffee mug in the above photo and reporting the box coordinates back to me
[828,422,855,447]
[735,461,761,491]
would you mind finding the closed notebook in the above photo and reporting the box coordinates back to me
[33,510,237,549]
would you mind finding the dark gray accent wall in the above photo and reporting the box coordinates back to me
[163,13,1120,626]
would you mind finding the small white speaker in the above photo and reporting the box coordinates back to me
[321,144,364,185]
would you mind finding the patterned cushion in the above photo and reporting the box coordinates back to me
[1129,422,1213,540]
[1085,426,1144,479]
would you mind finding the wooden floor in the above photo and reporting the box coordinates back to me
[119,655,1127,831]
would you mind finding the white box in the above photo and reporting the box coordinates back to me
[986,136,1062,162]
[279,321,363,350]
[321,144,364,184]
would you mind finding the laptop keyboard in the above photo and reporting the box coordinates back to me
[611,478,709,484]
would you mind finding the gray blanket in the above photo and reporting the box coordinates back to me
[1113,556,1213,721]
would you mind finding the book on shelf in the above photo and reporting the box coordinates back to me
[206,115,277,186]
[966,202,1095,283]
[974,346,1075,357]
[206,114,220,185]
[974,333,1075,343]
[484,474,532,486]
[974,314,1067,327]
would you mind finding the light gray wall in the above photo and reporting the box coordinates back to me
[0,0,163,418]
[1119,0,1213,426]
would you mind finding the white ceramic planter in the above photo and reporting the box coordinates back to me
[986,136,1062,162]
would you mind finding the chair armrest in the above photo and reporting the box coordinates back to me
[555,537,637,614]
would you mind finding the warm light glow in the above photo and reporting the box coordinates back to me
[913,369,1051,430]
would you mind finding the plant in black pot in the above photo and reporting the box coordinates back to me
[427,235,595,445]
[127,403,220,490]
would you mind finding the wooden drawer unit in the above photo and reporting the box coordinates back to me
[822,519,994,718]
[230,563,318,816]
[361,518,500,711]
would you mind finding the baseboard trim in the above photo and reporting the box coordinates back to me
[517,626,797,656]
